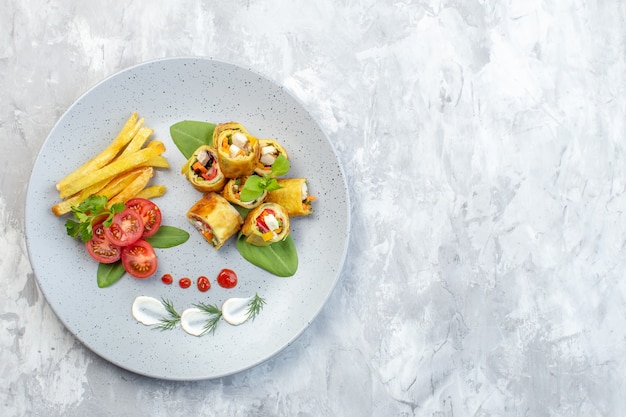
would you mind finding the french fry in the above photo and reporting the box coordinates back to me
[96,168,147,199]
[51,168,147,216]
[133,185,167,200]
[119,126,154,157]
[55,113,143,191]
[58,141,165,199]
[140,155,170,169]
[107,167,154,206]
[51,176,113,216]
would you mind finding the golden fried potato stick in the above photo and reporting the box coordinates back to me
[107,167,154,206]
[58,141,165,199]
[96,168,146,198]
[133,185,167,200]
[51,180,108,216]
[55,113,144,191]
[119,126,154,157]
[140,155,170,169]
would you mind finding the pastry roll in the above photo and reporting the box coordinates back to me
[266,178,315,217]
[186,192,243,250]
[181,145,226,193]
[221,176,267,209]
[214,122,260,179]
[254,139,289,176]
[241,203,290,246]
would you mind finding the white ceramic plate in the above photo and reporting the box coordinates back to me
[25,57,350,380]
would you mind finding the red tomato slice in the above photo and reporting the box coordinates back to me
[125,198,162,238]
[86,222,122,264]
[104,208,144,246]
[121,240,157,279]
[255,209,275,233]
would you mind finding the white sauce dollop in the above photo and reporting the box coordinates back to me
[180,307,210,336]
[222,296,254,326]
[132,296,169,326]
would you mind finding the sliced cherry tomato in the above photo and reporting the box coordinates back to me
[217,268,238,288]
[125,198,162,238]
[121,239,157,279]
[85,222,122,264]
[201,166,218,181]
[256,209,275,233]
[197,276,211,292]
[104,208,144,246]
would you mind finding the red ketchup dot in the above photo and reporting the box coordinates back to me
[217,268,238,289]
[161,274,173,285]
[197,276,211,292]
[178,277,192,289]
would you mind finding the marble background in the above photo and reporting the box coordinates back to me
[2,0,625,415]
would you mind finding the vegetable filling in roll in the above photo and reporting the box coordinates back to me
[242,203,290,246]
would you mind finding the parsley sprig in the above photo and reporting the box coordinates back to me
[65,195,125,242]
[239,154,290,202]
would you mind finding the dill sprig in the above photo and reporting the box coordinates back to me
[193,302,223,336]
[246,293,266,321]
[155,298,181,331]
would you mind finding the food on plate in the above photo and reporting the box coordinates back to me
[221,176,267,209]
[254,139,289,176]
[265,178,316,217]
[86,220,122,264]
[51,113,168,216]
[186,192,243,250]
[125,198,162,238]
[58,141,166,199]
[134,185,167,200]
[181,145,226,192]
[55,113,144,192]
[214,122,260,178]
[241,202,290,246]
[121,239,158,279]
[103,207,145,247]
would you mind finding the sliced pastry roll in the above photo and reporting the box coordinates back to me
[241,203,290,246]
[221,176,267,209]
[181,145,226,192]
[254,139,289,176]
[186,192,243,250]
[266,178,315,217]
[214,122,260,179]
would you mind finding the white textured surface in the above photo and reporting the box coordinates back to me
[2,0,625,415]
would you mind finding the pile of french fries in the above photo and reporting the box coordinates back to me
[52,113,169,216]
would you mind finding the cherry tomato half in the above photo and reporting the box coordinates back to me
[125,198,162,238]
[85,222,122,264]
[217,268,238,288]
[104,208,144,247]
[121,239,157,279]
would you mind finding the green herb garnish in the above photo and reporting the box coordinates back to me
[193,302,223,335]
[246,293,266,321]
[65,195,125,242]
[239,154,290,202]
[155,298,181,331]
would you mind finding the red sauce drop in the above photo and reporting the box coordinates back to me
[197,276,211,292]
[217,268,238,288]
[178,277,192,289]
[161,273,173,285]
